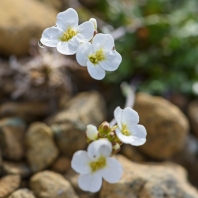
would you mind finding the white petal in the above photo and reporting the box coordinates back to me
[87,60,106,80]
[89,18,97,30]
[56,8,78,31]
[87,139,112,159]
[122,107,139,126]
[78,172,102,193]
[114,106,123,129]
[76,21,94,42]
[115,128,146,146]
[57,37,80,55]
[71,151,91,174]
[99,50,122,71]
[101,158,122,183]
[40,27,64,47]
[76,42,91,66]
[129,124,147,140]
[92,33,114,50]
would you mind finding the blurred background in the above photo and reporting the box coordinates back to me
[0,0,198,197]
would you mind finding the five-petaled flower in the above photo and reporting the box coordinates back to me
[114,107,147,146]
[40,8,94,55]
[76,33,122,80]
[71,139,123,193]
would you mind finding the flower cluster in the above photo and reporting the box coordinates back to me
[40,8,122,80]
[71,106,147,192]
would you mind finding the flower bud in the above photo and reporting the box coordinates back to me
[99,121,111,135]
[89,18,97,30]
[112,142,121,154]
[86,124,98,141]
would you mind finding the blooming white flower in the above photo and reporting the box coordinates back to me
[86,124,98,141]
[76,33,122,80]
[114,107,147,146]
[40,8,94,55]
[71,139,122,193]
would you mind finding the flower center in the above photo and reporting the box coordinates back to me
[89,156,106,172]
[89,49,105,64]
[60,28,77,42]
[121,124,131,136]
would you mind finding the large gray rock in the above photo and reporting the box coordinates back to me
[30,171,79,198]
[25,122,59,172]
[100,155,198,198]
[134,93,189,159]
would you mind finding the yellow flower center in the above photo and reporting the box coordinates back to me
[60,28,77,42]
[89,49,105,64]
[121,124,131,136]
[89,156,106,172]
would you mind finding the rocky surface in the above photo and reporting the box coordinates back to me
[25,122,59,172]
[2,161,31,178]
[0,117,26,160]
[30,171,79,198]
[0,175,21,198]
[100,155,198,198]
[0,0,58,56]
[37,0,65,11]
[50,156,71,174]
[9,189,36,198]
[0,102,52,123]
[48,91,106,157]
[187,99,198,138]
[134,93,189,159]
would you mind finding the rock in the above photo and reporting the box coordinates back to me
[30,171,79,198]
[121,144,147,162]
[134,93,189,159]
[2,161,31,178]
[48,91,106,157]
[187,99,198,137]
[100,155,198,198]
[25,122,59,172]
[37,0,65,11]
[0,101,52,123]
[50,156,71,174]
[0,117,26,160]
[0,175,21,198]
[171,134,198,188]
[65,169,98,198]
[9,189,36,198]
[0,0,58,56]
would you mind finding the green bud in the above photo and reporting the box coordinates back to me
[98,121,111,135]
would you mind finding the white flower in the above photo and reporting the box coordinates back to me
[76,33,122,80]
[86,124,98,141]
[114,107,147,146]
[40,8,94,55]
[71,139,123,193]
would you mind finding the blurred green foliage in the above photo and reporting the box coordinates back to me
[92,0,198,96]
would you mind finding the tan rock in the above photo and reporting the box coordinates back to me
[37,0,65,11]
[30,171,79,198]
[134,93,189,159]
[50,156,71,174]
[0,175,21,198]
[121,144,147,162]
[48,91,106,157]
[0,0,58,56]
[0,117,26,160]
[25,122,59,172]
[9,189,35,198]
[187,99,198,137]
[100,155,198,198]
[2,161,31,178]
[0,101,52,123]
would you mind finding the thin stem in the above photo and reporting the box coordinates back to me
[109,82,136,127]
